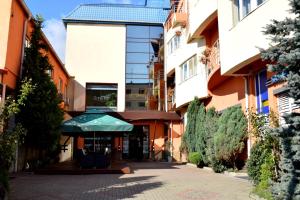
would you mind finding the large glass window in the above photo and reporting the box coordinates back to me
[125,25,163,110]
[86,83,117,110]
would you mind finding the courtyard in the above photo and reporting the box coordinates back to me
[9,162,257,200]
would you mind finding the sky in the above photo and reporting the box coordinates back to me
[24,0,144,62]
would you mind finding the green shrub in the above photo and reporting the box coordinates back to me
[253,153,275,200]
[211,156,227,173]
[188,152,202,166]
[214,106,247,169]
[247,140,273,185]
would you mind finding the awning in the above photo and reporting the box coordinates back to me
[61,113,134,134]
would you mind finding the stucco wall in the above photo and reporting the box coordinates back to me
[65,23,126,111]
[218,0,291,75]
[0,0,12,70]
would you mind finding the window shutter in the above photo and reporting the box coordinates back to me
[278,93,299,125]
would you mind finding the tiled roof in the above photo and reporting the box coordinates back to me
[63,3,170,25]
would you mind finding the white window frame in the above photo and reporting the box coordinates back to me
[180,55,197,82]
[167,35,181,55]
[234,0,266,22]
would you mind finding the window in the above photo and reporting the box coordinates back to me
[58,78,63,93]
[139,89,145,94]
[86,83,118,109]
[180,55,197,82]
[138,102,145,107]
[278,93,299,125]
[256,70,269,114]
[126,89,131,95]
[233,0,266,23]
[46,69,53,78]
[167,35,181,55]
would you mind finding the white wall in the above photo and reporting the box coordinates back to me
[65,23,126,111]
[188,0,217,39]
[218,0,291,75]
[165,23,208,108]
[0,0,12,69]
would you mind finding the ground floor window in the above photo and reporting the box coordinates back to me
[255,70,269,114]
[84,136,112,154]
[277,93,299,125]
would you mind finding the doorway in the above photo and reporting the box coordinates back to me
[123,125,149,160]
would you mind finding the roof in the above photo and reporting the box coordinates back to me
[111,111,181,121]
[63,3,170,25]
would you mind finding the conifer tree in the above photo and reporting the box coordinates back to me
[17,16,63,161]
[261,1,300,198]
[195,103,206,162]
[182,97,201,152]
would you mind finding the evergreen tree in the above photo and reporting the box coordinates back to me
[17,16,63,161]
[195,103,206,163]
[204,107,219,165]
[182,97,201,152]
[261,1,300,198]
[214,106,247,169]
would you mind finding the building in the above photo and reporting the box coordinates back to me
[164,0,297,161]
[64,1,183,161]
[0,0,71,169]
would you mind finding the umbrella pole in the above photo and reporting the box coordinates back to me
[94,131,96,152]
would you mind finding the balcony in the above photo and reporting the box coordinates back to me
[165,0,187,31]
[200,40,220,77]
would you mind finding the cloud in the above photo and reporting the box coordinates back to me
[43,19,66,62]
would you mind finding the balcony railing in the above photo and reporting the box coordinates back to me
[165,0,187,31]
[200,40,220,76]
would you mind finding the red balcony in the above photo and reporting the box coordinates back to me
[165,0,187,31]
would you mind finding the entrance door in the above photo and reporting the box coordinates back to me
[122,126,149,160]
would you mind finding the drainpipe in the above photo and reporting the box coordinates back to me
[244,76,251,158]
[170,120,173,159]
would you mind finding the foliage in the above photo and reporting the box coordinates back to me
[214,106,247,169]
[211,156,227,173]
[261,0,300,198]
[253,153,275,200]
[182,97,201,152]
[0,80,34,191]
[17,16,64,160]
[204,107,219,166]
[188,152,202,166]
[247,141,272,185]
[195,103,206,163]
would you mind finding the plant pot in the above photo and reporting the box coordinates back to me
[167,156,172,163]
[181,152,188,163]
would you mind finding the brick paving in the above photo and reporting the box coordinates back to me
[9,162,257,200]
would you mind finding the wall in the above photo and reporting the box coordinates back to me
[218,0,291,75]
[2,0,27,89]
[188,0,217,39]
[165,26,208,108]
[0,0,12,70]
[65,23,126,111]
[206,76,246,112]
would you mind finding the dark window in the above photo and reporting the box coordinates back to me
[139,89,145,94]
[86,83,117,108]
[138,102,145,107]
[126,89,131,94]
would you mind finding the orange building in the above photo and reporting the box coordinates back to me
[0,0,71,169]
[0,0,69,106]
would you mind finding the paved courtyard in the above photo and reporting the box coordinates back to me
[10,162,257,200]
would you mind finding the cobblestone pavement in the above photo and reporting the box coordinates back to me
[9,162,257,200]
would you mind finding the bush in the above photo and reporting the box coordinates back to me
[247,141,268,185]
[214,106,247,169]
[253,153,275,200]
[188,152,203,166]
[211,157,227,173]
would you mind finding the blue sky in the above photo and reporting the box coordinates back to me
[24,0,145,62]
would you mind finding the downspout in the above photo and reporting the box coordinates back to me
[244,76,251,158]
[170,120,173,159]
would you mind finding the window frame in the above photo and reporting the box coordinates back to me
[180,55,198,82]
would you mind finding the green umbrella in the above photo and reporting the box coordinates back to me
[61,113,133,133]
